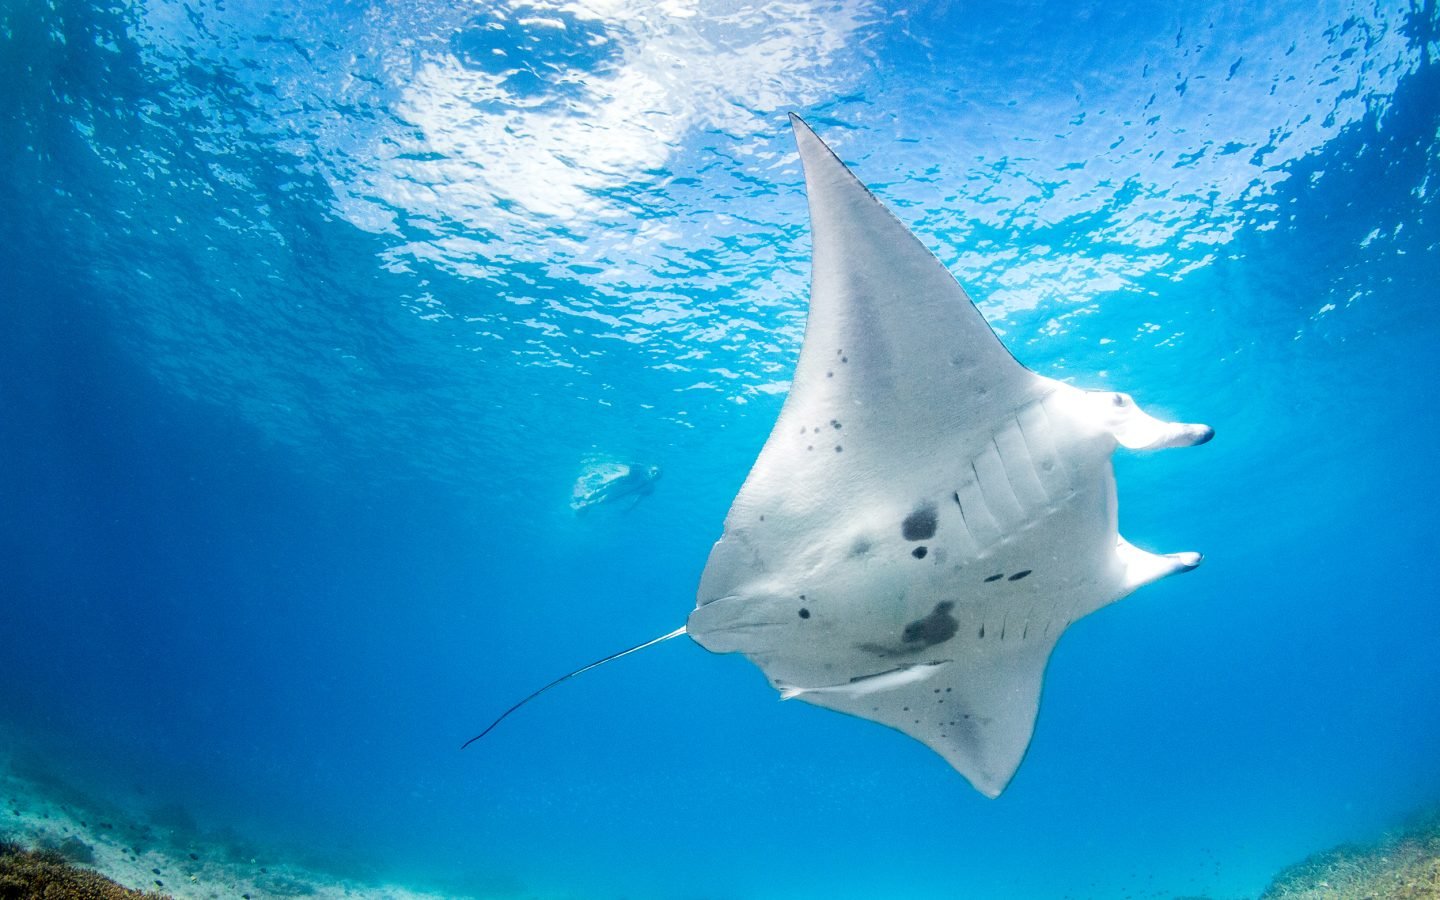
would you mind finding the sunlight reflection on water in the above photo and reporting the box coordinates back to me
[60,0,1427,483]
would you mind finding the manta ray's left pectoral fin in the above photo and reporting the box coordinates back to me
[1090,390,1214,451]
[1116,535,1202,591]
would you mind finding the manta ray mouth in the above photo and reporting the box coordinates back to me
[685,594,795,654]
[711,620,790,632]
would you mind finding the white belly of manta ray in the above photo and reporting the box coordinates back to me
[467,114,1212,799]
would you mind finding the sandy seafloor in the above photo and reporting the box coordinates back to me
[1,755,456,900]
[4,744,1440,898]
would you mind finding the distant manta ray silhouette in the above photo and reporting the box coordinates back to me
[465,114,1212,797]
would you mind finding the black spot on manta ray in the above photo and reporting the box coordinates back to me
[798,608,810,619]
[858,601,955,657]
[901,503,938,541]
[984,573,1004,583]
[1008,570,1032,581]
[902,601,957,647]
[912,546,928,559]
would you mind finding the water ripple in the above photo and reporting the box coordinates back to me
[13,0,1435,487]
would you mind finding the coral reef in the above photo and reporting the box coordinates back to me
[1262,813,1440,899]
[0,841,167,899]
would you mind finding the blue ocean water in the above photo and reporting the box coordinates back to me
[2,0,1438,897]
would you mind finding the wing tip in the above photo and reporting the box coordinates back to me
[787,111,812,141]
[951,756,1016,799]
[789,113,833,166]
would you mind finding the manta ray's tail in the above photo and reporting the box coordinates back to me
[461,625,688,749]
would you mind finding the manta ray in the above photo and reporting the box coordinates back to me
[467,114,1212,798]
